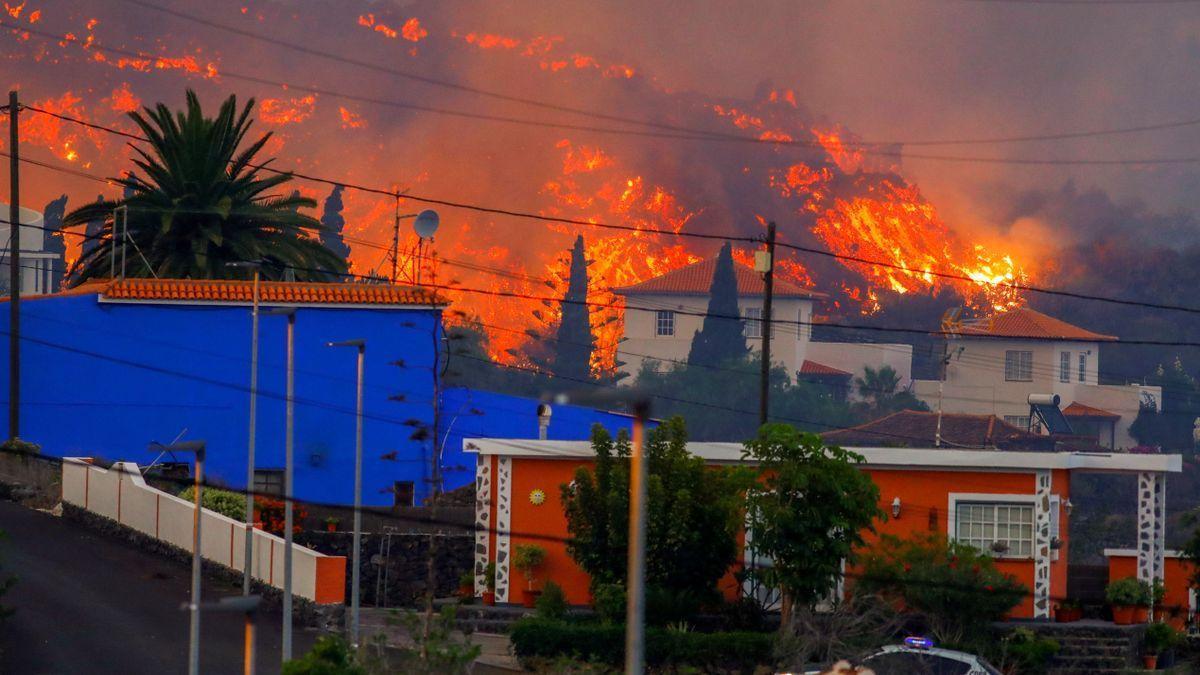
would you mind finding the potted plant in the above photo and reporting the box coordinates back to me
[324,516,340,533]
[1054,599,1082,623]
[1106,576,1151,625]
[482,562,496,606]
[513,544,547,608]
[1143,621,1181,670]
[458,571,474,599]
[1152,579,1167,621]
[990,541,1010,555]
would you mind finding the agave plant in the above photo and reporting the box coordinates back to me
[63,90,349,284]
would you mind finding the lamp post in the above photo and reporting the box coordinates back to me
[226,260,263,596]
[149,439,207,675]
[265,307,296,660]
[192,595,262,675]
[549,389,651,675]
[326,338,365,646]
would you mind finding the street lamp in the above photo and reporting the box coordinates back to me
[549,389,651,675]
[148,439,207,675]
[327,338,365,646]
[190,595,262,675]
[265,307,296,660]
[226,260,263,596]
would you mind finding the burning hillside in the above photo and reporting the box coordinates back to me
[1,1,1030,375]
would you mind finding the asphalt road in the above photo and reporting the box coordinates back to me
[0,500,317,674]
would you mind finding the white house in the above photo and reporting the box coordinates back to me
[0,203,62,295]
[612,257,912,389]
[911,307,1160,450]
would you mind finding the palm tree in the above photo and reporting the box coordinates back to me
[63,90,349,284]
[854,365,902,408]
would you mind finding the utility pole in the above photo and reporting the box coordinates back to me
[390,196,400,283]
[7,90,19,442]
[625,399,651,675]
[757,221,776,428]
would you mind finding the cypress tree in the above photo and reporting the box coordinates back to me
[42,194,68,292]
[688,242,748,366]
[319,185,351,264]
[80,194,105,260]
[553,235,594,381]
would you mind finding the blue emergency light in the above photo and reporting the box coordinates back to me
[904,637,935,650]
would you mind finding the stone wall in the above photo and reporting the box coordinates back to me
[0,448,61,507]
[299,531,473,608]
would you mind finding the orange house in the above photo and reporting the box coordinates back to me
[468,432,1180,620]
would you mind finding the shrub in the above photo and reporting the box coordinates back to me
[282,635,366,675]
[178,486,246,521]
[995,627,1059,674]
[1105,576,1151,606]
[253,497,308,536]
[1144,621,1182,654]
[509,618,773,670]
[537,581,568,620]
[513,544,547,589]
[485,562,496,592]
[591,583,625,624]
[0,438,39,454]
[856,533,1027,648]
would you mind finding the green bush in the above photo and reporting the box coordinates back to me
[282,635,366,675]
[537,581,568,620]
[177,486,246,521]
[0,438,39,454]
[510,618,773,670]
[997,627,1059,674]
[591,583,625,624]
[1105,576,1151,606]
[1145,621,1182,654]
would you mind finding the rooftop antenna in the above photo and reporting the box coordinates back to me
[412,209,439,286]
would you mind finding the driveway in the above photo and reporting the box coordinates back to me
[0,500,317,674]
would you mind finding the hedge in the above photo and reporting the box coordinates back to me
[509,618,773,671]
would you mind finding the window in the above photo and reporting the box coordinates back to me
[393,481,415,507]
[743,307,763,339]
[253,469,284,497]
[954,502,1034,557]
[654,310,675,337]
[1004,350,1033,382]
[1078,353,1088,383]
[1003,415,1030,430]
[1060,351,1070,383]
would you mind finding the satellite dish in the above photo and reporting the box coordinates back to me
[412,209,440,239]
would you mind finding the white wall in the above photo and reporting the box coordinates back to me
[61,459,344,603]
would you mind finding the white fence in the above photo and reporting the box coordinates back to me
[61,458,345,604]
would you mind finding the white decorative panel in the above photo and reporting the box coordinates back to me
[473,457,491,595]
[495,457,513,603]
[1032,470,1052,619]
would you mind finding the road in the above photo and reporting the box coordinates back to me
[0,500,318,674]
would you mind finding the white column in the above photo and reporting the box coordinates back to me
[1137,472,1166,585]
[473,456,492,595]
[1033,470,1053,619]
[495,456,513,603]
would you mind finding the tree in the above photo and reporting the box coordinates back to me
[79,194,105,261]
[688,242,747,366]
[561,418,750,597]
[741,424,883,632]
[319,184,352,264]
[852,365,929,419]
[551,235,594,381]
[41,195,68,292]
[63,90,348,283]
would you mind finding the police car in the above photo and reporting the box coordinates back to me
[804,637,1002,674]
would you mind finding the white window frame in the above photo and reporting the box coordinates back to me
[744,307,763,339]
[654,309,675,337]
[1060,351,1070,383]
[1005,350,1033,382]
[947,492,1060,561]
[1003,415,1031,431]
[1078,353,1088,383]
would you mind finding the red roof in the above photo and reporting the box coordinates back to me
[820,410,1057,451]
[613,258,825,299]
[800,360,853,377]
[22,278,445,307]
[956,307,1116,342]
[1062,402,1121,419]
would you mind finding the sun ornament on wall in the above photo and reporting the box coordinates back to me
[529,488,546,506]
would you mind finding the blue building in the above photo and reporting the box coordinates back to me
[3,278,636,506]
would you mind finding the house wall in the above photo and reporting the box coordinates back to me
[616,293,811,380]
[911,338,1159,448]
[479,453,1067,619]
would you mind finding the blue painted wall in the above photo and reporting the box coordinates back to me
[4,292,639,506]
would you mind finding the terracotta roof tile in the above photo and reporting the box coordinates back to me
[800,360,853,377]
[819,409,1057,451]
[85,278,446,307]
[613,258,826,299]
[1062,402,1121,419]
[957,307,1116,342]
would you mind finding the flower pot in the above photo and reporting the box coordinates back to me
[325,523,337,532]
[1055,607,1080,623]
[458,584,473,598]
[522,588,542,609]
[1134,606,1150,623]
[1112,605,1136,625]
[482,590,495,606]
[1143,654,1158,670]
